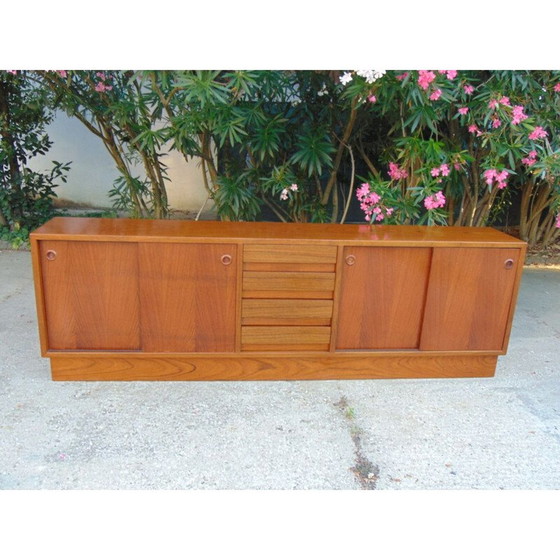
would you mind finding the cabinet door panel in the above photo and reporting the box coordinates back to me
[40,241,140,350]
[420,248,520,351]
[139,243,237,352]
[336,247,432,349]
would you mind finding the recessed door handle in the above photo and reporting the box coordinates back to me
[46,250,57,261]
[504,259,514,270]
[345,255,356,266]
[221,254,233,266]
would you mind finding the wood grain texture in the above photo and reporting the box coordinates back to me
[244,244,337,263]
[50,354,498,381]
[243,262,335,272]
[242,299,333,326]
[32,217,527,248]
[241,326,331,351]
[420,248,521,351]
[243,271,335,299]
[39,240,140,350]
[138,243,237,352]
[336,247,432,349]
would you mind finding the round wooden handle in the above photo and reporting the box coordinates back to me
[221,254,232,266]
[504,258,514,270]
[46,250,57,261]
[345,255,356,266]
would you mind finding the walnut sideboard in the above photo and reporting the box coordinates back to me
[30,217,526,381]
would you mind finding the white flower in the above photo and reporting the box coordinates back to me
[339,71,353,85]
[290,184,298,191]
[280,189,289,200]
[356,69,386,84]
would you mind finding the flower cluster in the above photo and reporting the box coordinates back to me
[418,71,436,91]
[339,70,385,85]
[458,107,469,115]
[387,162,408,181]
[430,163,450,181]
[429,89,442,101]
[438,70,458,80]
[483,169,509,190]
[528,126,548,140]
[356,183,394,222]
[554,83,560,93]
[521,151,538,166]
[512,105,528,125]
[464,84,475,95]
[280,183,298,200]
[356,70,386,84]
[424,191,446,210]
[95,72,113,93]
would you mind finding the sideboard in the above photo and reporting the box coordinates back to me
[30,217,526,381]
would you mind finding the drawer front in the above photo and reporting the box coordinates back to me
[242,299,333,326]
[244,244,337,264]
[241,326,331,351]
[243,271,335,299]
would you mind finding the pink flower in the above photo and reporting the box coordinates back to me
[356,183,371,199]
[96,72,106,80]
[484,168,509,189]
[7,70,17,75]
[424,190,446,210]
[554,83,560,93]
[555,214,560,228]
[446,70,457,80]
[395,72,409,81]
[483,169,498,185]
[56,70,67,78]
[488,99,499,109]
[522,151,537,166]
[386,207,394,216]
[439,163,450,177]
[368,95,377,103]
[280,189,288,200]
[458,107,469,115]
[492,118,501,129]
[431,167,441,177]
[499,96,511,107]
[388,162,408,180]
[529,126,548,140]
[429,88,442,101]
[464,84,475,95]
[468,124,479,134]
[95,82,106,92]
[418,70,436,90]
[454,163,462,171]
[511,105,528,125]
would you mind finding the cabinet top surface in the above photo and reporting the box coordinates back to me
[31,217,526,247]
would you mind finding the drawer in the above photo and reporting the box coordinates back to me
[242,271,335,299]
[244,244,337,266]
[241,326,331,351]
[242,299,333,326]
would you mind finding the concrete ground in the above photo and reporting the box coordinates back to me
[1,249,559,490]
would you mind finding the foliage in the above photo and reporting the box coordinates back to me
[36,70,169,219]
[340,70,560,245]
[0,70,70,237]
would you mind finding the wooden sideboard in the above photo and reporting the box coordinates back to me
[30,218,526,381]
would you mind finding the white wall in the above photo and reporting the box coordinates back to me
[31,111,216,216]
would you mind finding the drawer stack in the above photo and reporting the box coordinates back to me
[241,244,337,351]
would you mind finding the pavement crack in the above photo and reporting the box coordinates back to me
[334,395,379,490]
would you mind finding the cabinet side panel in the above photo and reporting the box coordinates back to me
[420,247,521,351]
[40,240,140,350]
[139,243,237,352]
[336,247,432,349]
